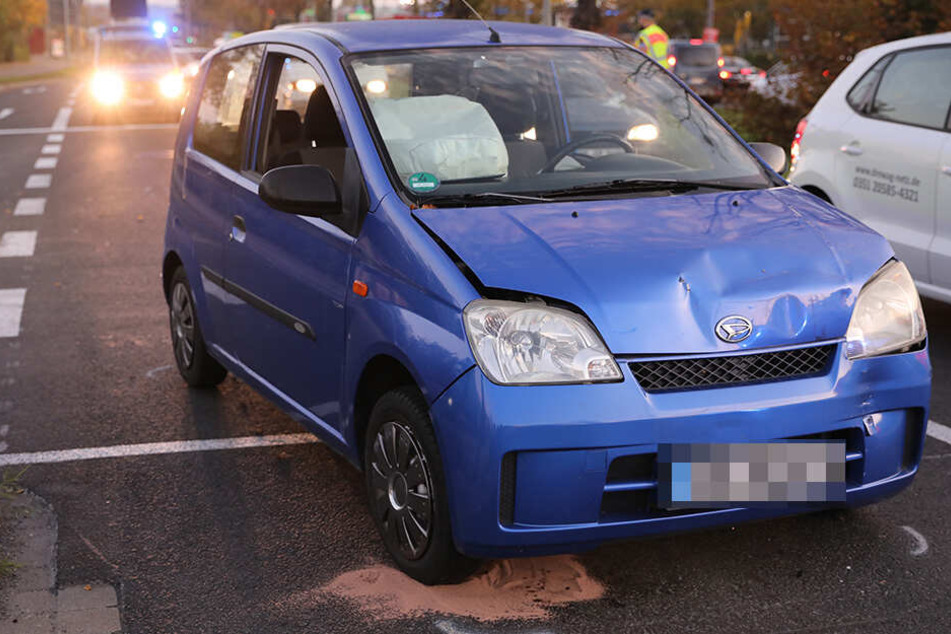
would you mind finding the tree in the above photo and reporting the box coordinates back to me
[0,0,45,62]
[571,0,601,31]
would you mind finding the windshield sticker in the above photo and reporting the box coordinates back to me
[408,172,440,193]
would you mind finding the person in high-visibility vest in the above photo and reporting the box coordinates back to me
[634,9,670,68]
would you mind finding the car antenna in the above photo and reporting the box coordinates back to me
[459,0,501,43]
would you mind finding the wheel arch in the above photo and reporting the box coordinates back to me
[162,250,184,302]
[352,354,420,464]
[801,185,833,204]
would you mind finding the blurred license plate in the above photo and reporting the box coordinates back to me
[657,442,846,509]
[689,77,705,85]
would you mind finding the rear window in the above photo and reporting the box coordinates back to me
[672,45,718,67]
[98,38,172,66]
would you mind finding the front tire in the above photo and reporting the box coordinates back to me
[364,388,479,585]
[167,267,227,388]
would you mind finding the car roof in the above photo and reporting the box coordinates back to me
[269,19,617,53]
[855,31,951,60]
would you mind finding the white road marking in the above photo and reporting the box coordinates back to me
[40,144,61,155]
[34,156,57,170]
[0,124,178,137]
[0,289,27,338]
[25,174,51,189]
[51,106,72,131]
[926,420,951,445]
[22,86,46,95]
[69,85,81,99]
[0,108,13,120]
[46,133,64,142]
[13,198,45,216]
[66,100,75,107]
[0,231,37,258]
[435,621,556,634]
[900,525,929,556]
[145,364,174,379]
[0,433,321,467]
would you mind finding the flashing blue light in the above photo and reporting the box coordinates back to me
[152,21,167,38]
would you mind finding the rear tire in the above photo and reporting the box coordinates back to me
[167,267,227,388]
[364,387,479,585]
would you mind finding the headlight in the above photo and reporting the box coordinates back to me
[464,299,622,385]
[845,260,926,359]
[159,72,185,99]
[91,71,124,106]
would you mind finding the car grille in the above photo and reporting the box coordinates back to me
[629,344,836,392]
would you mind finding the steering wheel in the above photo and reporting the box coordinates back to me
[540,134,636,173]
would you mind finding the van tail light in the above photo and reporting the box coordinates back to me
[717,57,725,67]
[667,55,677,67]
[790,118,808,173]
[719,70,731,79]
[689,38,703,45]
[759,70,767,78]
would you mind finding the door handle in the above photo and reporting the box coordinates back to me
[839,144,863,156]
[230,215,246,243]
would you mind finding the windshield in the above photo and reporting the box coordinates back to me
[98,38,173,66]
[349,46,771,203]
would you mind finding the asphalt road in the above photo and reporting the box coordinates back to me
[1,77,949,634]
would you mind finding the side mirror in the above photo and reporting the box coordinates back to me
[749,142,788,175]
[259,165,342,217]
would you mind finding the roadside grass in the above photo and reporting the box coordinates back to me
[0,467,28,578]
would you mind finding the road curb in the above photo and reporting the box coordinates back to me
[0,489,121,633]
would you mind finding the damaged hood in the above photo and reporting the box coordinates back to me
[414,187,894,355]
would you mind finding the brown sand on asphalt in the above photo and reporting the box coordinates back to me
[293,555,604,621]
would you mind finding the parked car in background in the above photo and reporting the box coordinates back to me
[163,20,930,585]
[666,39,724,103]
[89,30,184,123]
[720,55,765,89]
[789,32,951,302]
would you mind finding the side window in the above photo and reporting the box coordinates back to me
[259,56,348,176]
[257,54,366,235]
[869,46,951,129]
[193,45,264,170]
[846,54,892,113]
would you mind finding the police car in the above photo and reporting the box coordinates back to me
[789,32,951,302]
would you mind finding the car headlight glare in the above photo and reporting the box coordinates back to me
[845,260,926,359]
[91,71,124,106]
[464,299,622,384]
[159,72,185,99]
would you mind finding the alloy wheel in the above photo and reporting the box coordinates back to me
[170,283,196,370]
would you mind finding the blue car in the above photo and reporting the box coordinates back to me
[162,20,931,584]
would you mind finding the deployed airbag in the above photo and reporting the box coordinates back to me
[370,95,508,182]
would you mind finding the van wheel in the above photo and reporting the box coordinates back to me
[364,387,479,585]
[168,267,227,388]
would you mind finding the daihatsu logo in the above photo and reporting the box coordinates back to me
[715,316,753,343]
